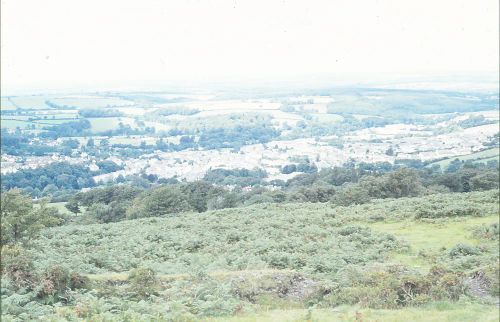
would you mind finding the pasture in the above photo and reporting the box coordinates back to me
[429,147,500,169]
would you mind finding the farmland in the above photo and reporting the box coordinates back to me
[2,88,498,183]
[429,147,500,169]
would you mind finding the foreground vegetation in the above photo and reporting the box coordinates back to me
[1,186,498,321]
[205,302,499,322]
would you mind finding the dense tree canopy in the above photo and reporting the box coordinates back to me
[1,190,63,244]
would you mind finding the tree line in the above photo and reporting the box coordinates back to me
[59,159,499,223]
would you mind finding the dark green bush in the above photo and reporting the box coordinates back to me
[472,223,499,240]
[39,265,71,297]
[1,245,37,290]
[448,243,481,258]
[415,205,481,219]
[324,266,466,309]
[128,267,159,299]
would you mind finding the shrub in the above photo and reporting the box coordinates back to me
[448,243,481,258]
[472,223,499,240]
[0,245,37,290]
[126,186,194,219]
[332,184,370,206]
[415,205,481,219]
[324,265,466,309]
[128,267,158,299]
[86,201,127,223]
[1,190,63,245]
[39,265,71,297]
[69,272,90,290]
[482,265,500,296]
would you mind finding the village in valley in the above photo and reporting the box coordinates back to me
[1,89,499,188]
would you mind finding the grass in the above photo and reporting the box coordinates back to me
[6,192,500,321]
[87,269,295,282]
[429,148,500,169]
[108,136,157,146]
[9,95,51,109]
[311,113,344,123]
[48,202,73,215]
[33,202,74,216]
[1,115,80,129]
[50,96,134,109]
[32,118,78,125]
[368,215,498,270]
[205,302,499,322]
[0,119,37,129]
[87,117,136,132]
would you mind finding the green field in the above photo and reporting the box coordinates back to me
[369,215,498,270]
[1,119,33,129]
[206,303,499,322]
[1,117,80,129]
[429,148,499,169]
[1,116,143,133]
[1,111,137,133]
[9,95,51,109]
[108,136,157,146]
[48,202,73,215]
[87,117,136,132]
[38,112,80,118]
[49,96,134,109]
[311,113,344,123]
[32,118,78,125]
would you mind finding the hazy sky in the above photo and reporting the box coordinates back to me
[1,0,499,90]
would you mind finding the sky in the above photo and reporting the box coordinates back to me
[1,0,499,91]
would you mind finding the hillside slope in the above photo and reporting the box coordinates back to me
[2,190,499,321]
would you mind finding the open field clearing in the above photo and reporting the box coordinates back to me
[143,120,171,131]
[429,147,500,168]
[158,99,281,112]
[371,216,498,251]
[1,119,39,129]
[108,136,158,146]
[8,95,51,109]
[87,117,137,132]
[369,215,499,270]
[310,113,344,122]
[205,303,499,322]
[1,117,80,129]
[35,202,74,216]
[31,118,79,125]
[49,96,135,108]
[115,106,152,116]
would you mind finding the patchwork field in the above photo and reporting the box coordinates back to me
[8,95,52,109]
[87,117,137,132]
[429,147,500,169]
[48,96,135,109]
